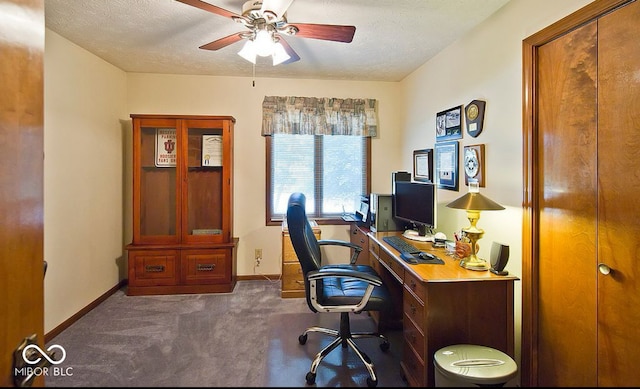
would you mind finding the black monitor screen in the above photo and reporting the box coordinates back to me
[393,181,436,235]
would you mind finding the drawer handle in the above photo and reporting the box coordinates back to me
[145,265,165,273]
[409,279,416,289]
[197,264,216,272]
[409,333,416,343]
[410,304,417,315]
[295,280,304,285]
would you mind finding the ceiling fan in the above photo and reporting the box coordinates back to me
[176,0,356,65]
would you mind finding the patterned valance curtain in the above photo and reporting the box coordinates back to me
[261,96,378,137]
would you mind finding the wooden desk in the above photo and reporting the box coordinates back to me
[367,231,519,387]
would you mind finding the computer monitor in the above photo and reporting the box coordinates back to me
[393,181,437,241]
[355,200,369,223]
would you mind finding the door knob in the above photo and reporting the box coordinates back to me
[598,263,611,275]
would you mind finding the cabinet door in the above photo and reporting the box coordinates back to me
[132,117,181,244]
[182,119,233,243]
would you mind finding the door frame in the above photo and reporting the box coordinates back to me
[520,0,632,386]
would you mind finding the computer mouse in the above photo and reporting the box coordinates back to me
[419,252,437,260]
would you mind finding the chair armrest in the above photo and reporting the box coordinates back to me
[317,239,363,265]
[308,267,382,287]
[307,268,381,313]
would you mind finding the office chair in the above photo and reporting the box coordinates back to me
[286,192,391,387]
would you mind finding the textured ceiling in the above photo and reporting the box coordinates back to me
[44,0,510,82]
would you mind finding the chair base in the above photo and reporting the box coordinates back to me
[298,312,390,387]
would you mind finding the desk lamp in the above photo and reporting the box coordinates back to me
[446,181,504,271]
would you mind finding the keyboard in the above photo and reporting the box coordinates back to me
[383,235,421,254]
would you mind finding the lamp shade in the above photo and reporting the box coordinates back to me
[446,192,505,211]
[237,40,257,64]
[272,41,290,65]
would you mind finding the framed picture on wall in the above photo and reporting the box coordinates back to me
[435,140,459,191]
[413,149,433,183]
[436,105,463,142]
[463,144,485,187]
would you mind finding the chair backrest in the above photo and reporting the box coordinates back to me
[286,192,323,310]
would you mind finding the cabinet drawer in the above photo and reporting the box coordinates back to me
[403,311,426,361]
[282,234,298,263]
[282,262,305,291]
[282,230,321,263]
[181,249,230,285]
[129,250,178,287]
[404,271,427,304]
[403,286,425,330]
[402,342,426,387]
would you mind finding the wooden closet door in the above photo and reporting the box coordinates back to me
[597,1,640,385]
[536,21,598,387]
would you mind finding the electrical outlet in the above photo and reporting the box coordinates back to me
[255,249,262,267]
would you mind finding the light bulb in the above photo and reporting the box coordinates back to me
[254,30,274,57]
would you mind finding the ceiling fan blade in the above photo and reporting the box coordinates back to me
[288,23,356,43]
[175,0,240,19]
[277,36,300,64]
[199,32,245,51]
[260,0,295,19]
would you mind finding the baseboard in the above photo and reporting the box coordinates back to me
[45,279,127,343]
[237,274,281,281]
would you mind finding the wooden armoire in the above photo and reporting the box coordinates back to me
[126,114,237,296]
[522,0,640,386]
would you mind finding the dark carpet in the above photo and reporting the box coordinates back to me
[45,280,407,387]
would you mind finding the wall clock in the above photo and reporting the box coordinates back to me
[465,100,486,138]
[464,144,485,186]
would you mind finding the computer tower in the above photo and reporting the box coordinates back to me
[369,193,402,232]
[392,171,411,184]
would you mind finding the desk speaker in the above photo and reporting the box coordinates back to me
[489,242,509,276]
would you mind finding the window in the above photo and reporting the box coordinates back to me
[266,134,370,224]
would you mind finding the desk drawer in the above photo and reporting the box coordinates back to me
[404,311,426,360]
[380,248,404,282]
[369,239,379,257]
[404,271,427,304]
[402,342,426,387]
[403,286,425,330]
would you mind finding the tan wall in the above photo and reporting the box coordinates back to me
[44,30,128,332]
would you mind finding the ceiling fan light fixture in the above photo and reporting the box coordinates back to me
[237,40,257,64]
[272,41,290,65]
[254,29,275,57]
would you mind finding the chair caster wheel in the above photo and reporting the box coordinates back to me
[298,334,307,345]
[380,341,390,352]
[305,371,316,384]
[366,377,378,387]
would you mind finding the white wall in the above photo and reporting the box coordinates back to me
[44,30,128,332]
[398,0,593,379]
